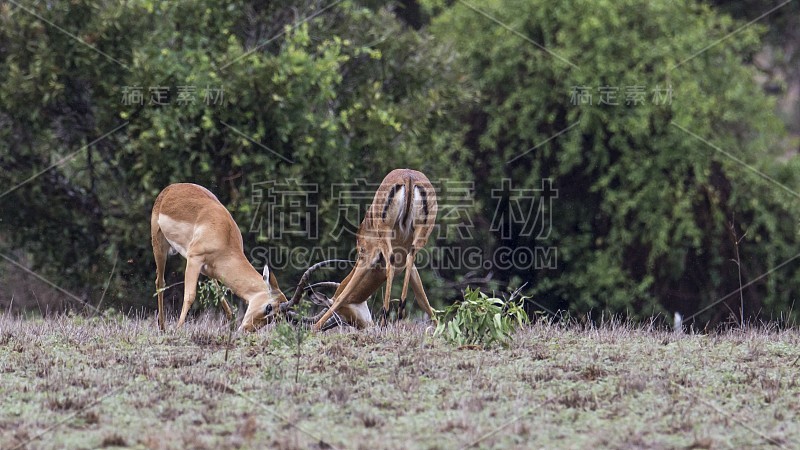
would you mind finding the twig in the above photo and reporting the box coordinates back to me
[506,282,528,303]
[728,219,747,328]
[152,281,184,296]
[224,290,235,363]
[93,254,118,316]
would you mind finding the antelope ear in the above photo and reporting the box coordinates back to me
[262,264,270,282]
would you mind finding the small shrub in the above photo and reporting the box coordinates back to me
[197,279,232,311]
[272,319,311,354]
[434,287,529,348]
[272,303,314,384]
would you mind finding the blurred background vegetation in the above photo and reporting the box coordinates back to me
[1,0,799,327]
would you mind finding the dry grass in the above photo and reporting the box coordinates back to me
[1,313,799,449]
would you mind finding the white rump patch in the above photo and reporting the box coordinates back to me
[413,186,423,210]
[157,214,193,259]
[395,186,406,211]
[395,186,409,234]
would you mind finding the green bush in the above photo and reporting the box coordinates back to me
[434,287,529,348]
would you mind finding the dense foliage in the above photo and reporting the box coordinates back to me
[1,0,798,325]
[427,0,800,325]
[0,0,470,310]
[434,287,529,347]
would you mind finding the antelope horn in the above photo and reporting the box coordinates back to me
[284,310,317,325]
[280,259,352,312]
[320,314,342,331]
[307,281,341,292]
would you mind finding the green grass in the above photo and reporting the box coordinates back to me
[1,313,799,449]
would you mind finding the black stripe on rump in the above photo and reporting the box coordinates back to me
[382,184,402,220]
[417,186,429,217]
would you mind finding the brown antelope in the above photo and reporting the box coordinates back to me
[151,183,288,332]
[304,169,438,330]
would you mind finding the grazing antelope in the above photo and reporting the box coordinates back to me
[151,183,287,332]
[305,169,438,330]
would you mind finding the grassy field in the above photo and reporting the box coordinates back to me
[1,313,799,449]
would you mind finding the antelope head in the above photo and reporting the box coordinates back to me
[239,264,289,332]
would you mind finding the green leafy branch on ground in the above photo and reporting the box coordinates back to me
[197,279,232,311]
[434,287,529,348]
